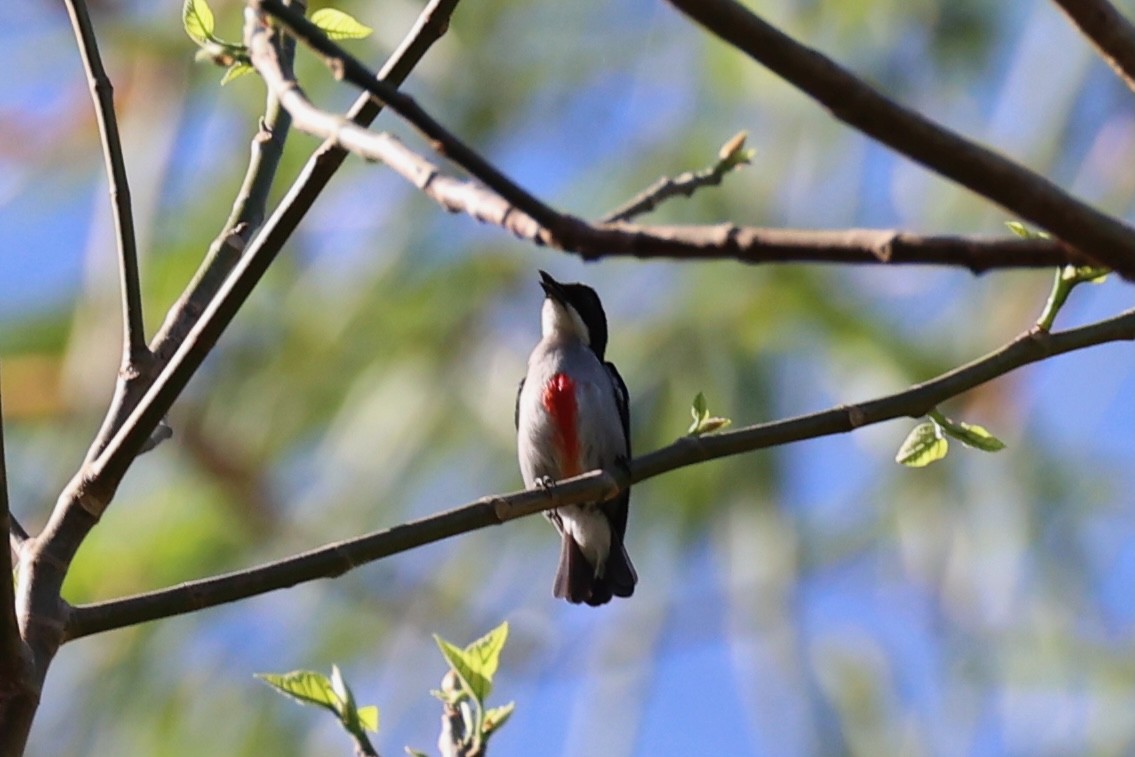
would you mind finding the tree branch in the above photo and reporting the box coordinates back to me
[249,0,568,237]
[663,0,1135,280]
[65,308,1135,640]
[150,26,297,366]
[0,365,37,757]
[0,365,22,670]
[74,0,461,514]
[601,132,753,223]
[244,12,1092,273]
[151,0,460,363]
[64,0,147,362]
[1051,0,1135,93]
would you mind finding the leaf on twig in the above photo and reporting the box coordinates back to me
[183,0,216,46]
[688,392,732,436]
[895,421,949,467]
[930,411,1006,452]
[221,61,255,85]
[717,131,755,169]
[434,621,509,706]
[257,667,380,735]
[311,8,374,40]
[483,702,516,734]
[356,705,380,733]
[1004,220,1050,240]
[257,670,339,713]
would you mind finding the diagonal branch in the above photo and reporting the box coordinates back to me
[64,308,1135,640]
[245,10,1092,272]
[64,0,147,362]
[249,0,568,236]
[50,0,462,524]
[150,34,297,366]
[1051,0,1135,94]
[151,0,461,366]
[601,132,753,223]
[663,0,1135,280]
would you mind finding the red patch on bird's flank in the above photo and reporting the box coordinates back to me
[543,373,581,477]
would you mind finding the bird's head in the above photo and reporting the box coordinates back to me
[538,270,609,359]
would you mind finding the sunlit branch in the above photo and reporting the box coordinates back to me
[63,0,146,361]
[245,12,1089,272]
[248,0,567,237]
[664,0,1135,279]
[602,133,752,223]
[151,0,461,362]
[63,1,461,521]
[65,308,1135,640]
[1051,0,1135,94]
[150,30,297,365]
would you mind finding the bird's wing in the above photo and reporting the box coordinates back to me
[602,361,631,541]
[514,376,526,430]
[604,362,630,458]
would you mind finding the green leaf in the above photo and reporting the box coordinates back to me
[256,670,338,713]
[1004,221,1051,240]
[688,392,708,433]
[220,61,254,85]
[688,392,732,436]
[1004,221,1029,239]
[483,701,516,735]
[691,392,707,419]
[697,417,732,434]
[463,621,508,688]
[311,8,374,40]
[434,621,509,706]
[435,638,485,704]
[929,412,1006,452]
[183,0,216,46]
[405,749,429,757]
[895,421,949,467]
[356,705,380,733]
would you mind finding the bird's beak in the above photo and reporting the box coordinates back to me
[538,270,568,303]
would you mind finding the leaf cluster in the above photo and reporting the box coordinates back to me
[182,0,372,84]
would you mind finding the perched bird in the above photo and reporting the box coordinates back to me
[515,270,637,606]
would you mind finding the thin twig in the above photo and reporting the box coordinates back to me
[1051,0,1135,93]
[602,132,753,223]
[664,0,1135,279]
[63,0,146,361]
[65,308,1135,640]
[150,2,303,364]
[245,19,1091,272]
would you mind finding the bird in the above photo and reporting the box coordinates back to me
[515,270,637,606]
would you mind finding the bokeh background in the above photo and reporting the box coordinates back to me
[2,0,1132,754]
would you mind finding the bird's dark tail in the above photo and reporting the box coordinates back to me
[553,533,637,607]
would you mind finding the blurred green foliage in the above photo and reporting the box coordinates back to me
[2,0,1132,754]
